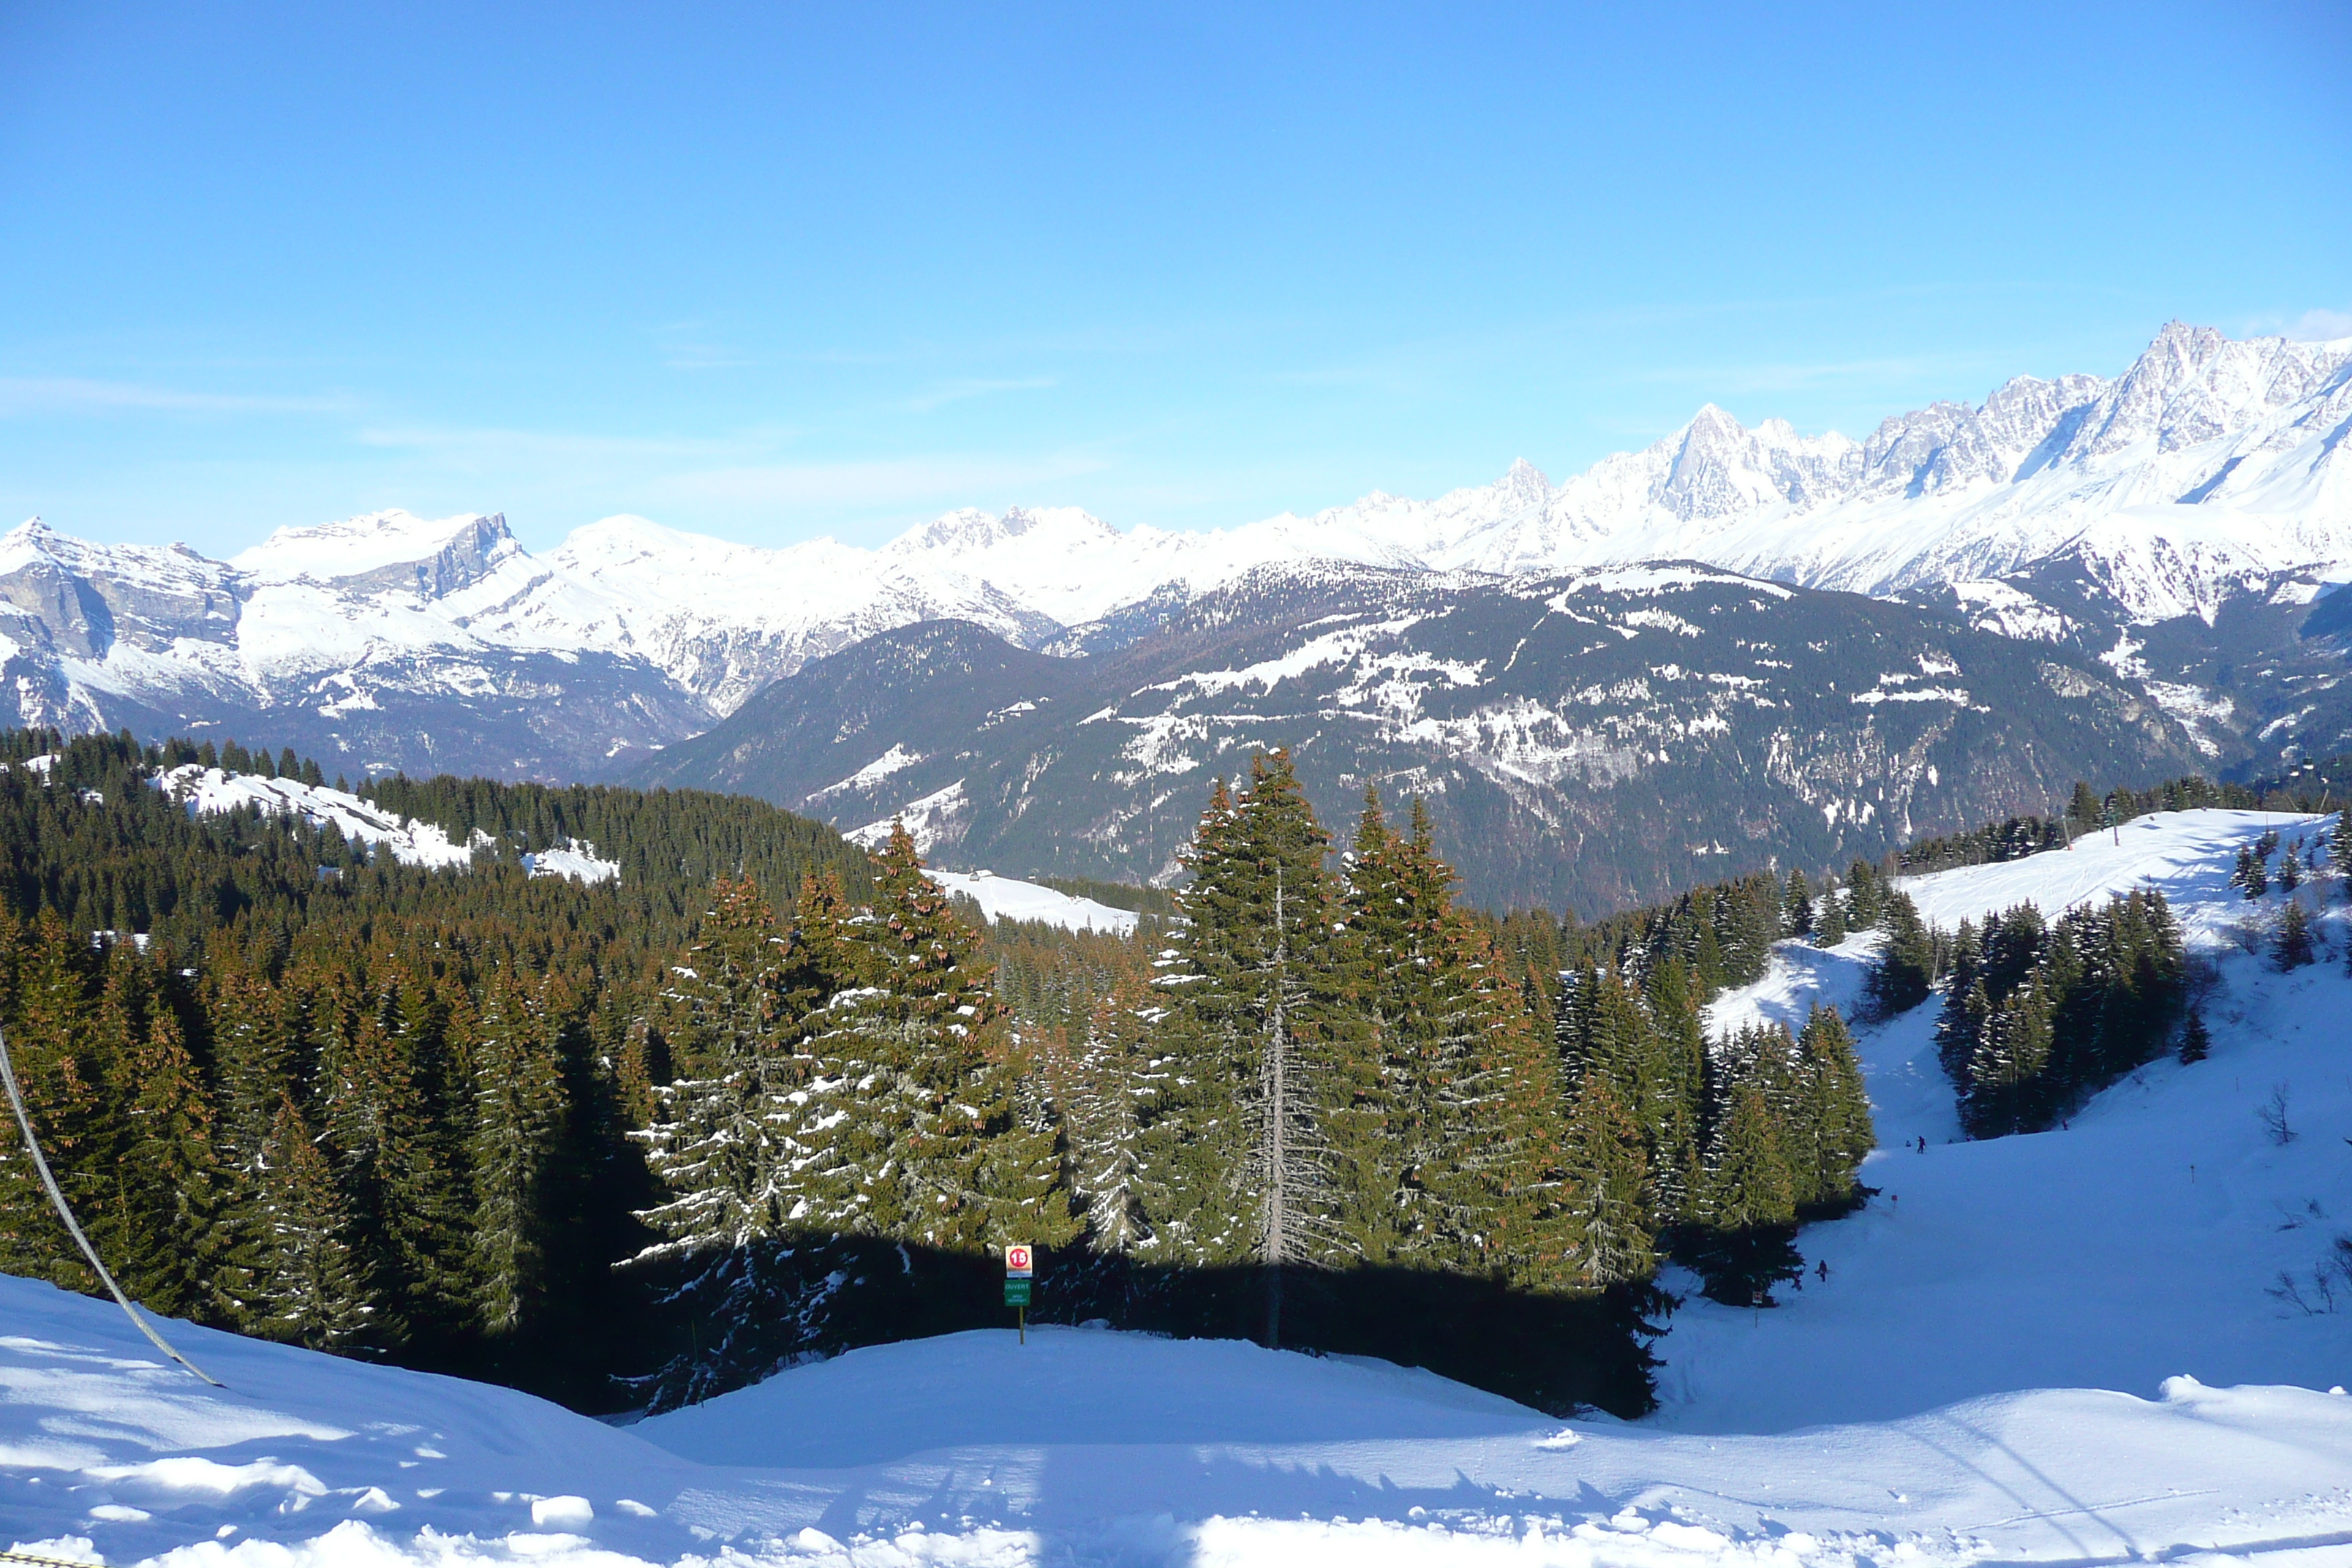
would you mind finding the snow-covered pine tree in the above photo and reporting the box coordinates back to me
[780,826,1071,1254]
[1692,1077,1801,1305]
[633,875,804,1259]
[1812,878,1847,948]
[1041,973,1156,1254]
[1347,792,1575,1287]
[1782,870,1814,938]
[1140,753,1362,1345]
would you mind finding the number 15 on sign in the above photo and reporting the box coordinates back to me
[1004,1244,1032,1342]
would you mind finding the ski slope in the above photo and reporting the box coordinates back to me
[1673,808,2352,1432]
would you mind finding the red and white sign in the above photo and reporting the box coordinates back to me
[1003,1244,1033,1278]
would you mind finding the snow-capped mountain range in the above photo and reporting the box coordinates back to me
[3,321,2347,784]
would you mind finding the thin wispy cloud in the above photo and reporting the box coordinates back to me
[905,377,1058,413]
[2285,308,2352,343]
[0,377,349,418]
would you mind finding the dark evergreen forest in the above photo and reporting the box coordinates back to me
[4,724,2251,1421]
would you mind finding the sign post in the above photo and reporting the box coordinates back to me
[1003,1243,1033,1343]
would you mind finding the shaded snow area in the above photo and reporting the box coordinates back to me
[929,870,1140,935]
[1668,808,2352,1437]
[152,765,619,883]
[9,1284,2352,1568]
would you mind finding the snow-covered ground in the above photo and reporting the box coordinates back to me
[7,807,2352,1565]
[8,1277,2351,1567]
[929,870,1140,935]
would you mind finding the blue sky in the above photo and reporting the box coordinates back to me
[1,1,2345,557]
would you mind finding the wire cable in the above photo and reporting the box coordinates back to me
[0,1025,225,1387]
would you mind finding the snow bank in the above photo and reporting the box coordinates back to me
[7,1277,2352,1567]
[929,870,1139,935]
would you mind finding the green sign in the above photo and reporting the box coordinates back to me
[1003,1278,1032,1306]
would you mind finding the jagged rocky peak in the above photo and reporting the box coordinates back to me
[1655,404,1857,519]
[1493,456,1553,510]
[231,508,522,598]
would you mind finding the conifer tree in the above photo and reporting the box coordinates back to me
[1812,879,1847,947]
[1348,794,1575,1287]
[2178,1006,2210,1064]
[2332,809,2352,881]
[1782,871,1814,938]
[117,1000,228,1319]
[782,826,1071,1252]
[1692,1080,1801,1305]
[253,1097,377,1351]
[1790,1006,1873,1207]
[1560,1074,1653,1288]
[468,968,571,1336]
[1865,892,1937,1019]
[1042,976,1156,1254]
[2274,902,2315,971]
[0,912,102,1289]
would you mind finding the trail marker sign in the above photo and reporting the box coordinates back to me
[1003,1243,1033,1342]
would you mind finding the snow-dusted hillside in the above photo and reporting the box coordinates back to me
[4,322,2348,788]
[1670,808,2351,1432]
[146,763,618,882]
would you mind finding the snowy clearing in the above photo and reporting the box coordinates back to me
[929,870,1140,935]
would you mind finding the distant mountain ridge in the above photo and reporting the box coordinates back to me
[2,321,2347,788]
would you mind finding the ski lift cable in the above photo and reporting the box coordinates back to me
[0,1025,225,1388]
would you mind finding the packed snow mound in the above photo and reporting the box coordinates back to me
[1661,808,2352,1434]
[9,1275,2352,1567]
[929,870,1140,935]
[636,1325,1534,1468]
[153,764,619,883]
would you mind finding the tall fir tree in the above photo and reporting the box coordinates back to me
[252,1096,378,1352]
[467,968,571,1337]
